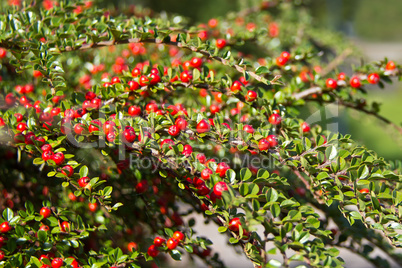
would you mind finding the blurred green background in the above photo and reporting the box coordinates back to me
[108,0,402,160]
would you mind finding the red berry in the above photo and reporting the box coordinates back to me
[160,139,174,150]
[61,165,74,177]
[73,123,85,135]
[231,81,242,92]
[166,238,179,250]
[127,242,138,252]
[88,119,101,133]
[216,39,227,49]
[359,188,369,194]
[61,221,70,232]
[39,112,52,122]
[182,144,193,156]
[216,162,230,177]
[154,236,166,247]
[267,134,278,147]
[78,177,89,188]
[39,224,50,232]
[367,73,380,84]
[385,61,396,70]
[123,126,136,143]
[149,73,161,85]
[41,144,53,152]
[111,76,120,84]
[326,78,337,89]
[228,217,241,232]
[127,80,140,91]
[213,181,228,198]
[91,98,102,109]
[0,48,7,58]
[258,138,270,151]
[103,121,116,135]
[85,91,96,100]
[128,105,141,116]
[280,51,290,60]
[243,125,255,134]
[148,244,159,257]
[208,18,218,28]
[132,67,141,77]
[139,75,150,86]
[173,231,185,241]
[337,72,346,80]
[0,222,11,233]
[145,103,158,113]
[190,57,203,68]
[25,132,36,145]
[135,180,148,193]
[16,122,27,132]
[87,202,97,212]
[42,150,54,161]
[0,250,5,261]
[245,90,257,102]
[15,85,25,94]
[350,76,361,88]
[268,113,281,125]
[196,119,210,134]
[180,71,192,83]
[276,56,287,66]
[5,93,16,106]
[40,207,51,218]
[301,122,310,133]
[196,181,210,195]
[210,104,220,114]
[51,257,63,268]
[175,117,188,131]
[201,168,213,180]
[52,152,65,165]
[74,108,86,118]
[197,153,206,164]
[50,107,61,117]
[299,71,314,83]
[168,125,180,136]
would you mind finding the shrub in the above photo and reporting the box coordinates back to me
[0,1,401,267]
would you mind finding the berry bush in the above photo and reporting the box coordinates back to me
[0,0,401,267]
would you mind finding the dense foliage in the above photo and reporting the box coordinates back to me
[0,0,401,267]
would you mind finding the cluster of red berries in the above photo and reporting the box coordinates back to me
[147,231,185,257]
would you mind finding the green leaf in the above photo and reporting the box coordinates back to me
[239,183,249,196]
[240,168,252,181]
[218,226,227,233]
[248,183,260,195]
[3,208,14,221]
[229,237,239,244]
[255,66,270,75]
[227,169,236,183]
[358,165,370,179]
[164,228,173,237]
[25,201,34,215]
[38,230,47,242]
[170,249,182,261]
[257,169,269,179]
[325,146,338,160]
[266,188,278,203]
[270,204,280,218]
[103,186,113,196]
[79,166,88,177]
